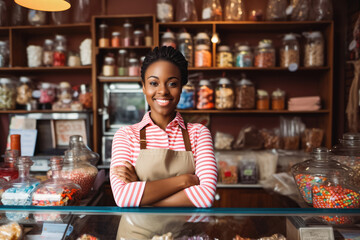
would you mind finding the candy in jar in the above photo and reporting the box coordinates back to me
[0,150,19,182]
[256,89,269,110]
[215,77,234,110]
[235,74,255,109]
[235,44,253,67]
[194,32,211,67]
[102,56,116,76]
[52,81,72,110]
[39,82,56,109]
[99,24,110,47]
[128,58,140,77]
[111,31,121,47]
[216,45,233,67]
[156,0,174,22]
[177,32,193,67]
[177,81,195,109]
[254,39,275,68]
[197,79,214,109]
[16,76,33,106]
[79,84,93,109]
[42,39,54,67]
[0,78,16,110]
[280,33,300,69]
[271,88,285,110]
[303,31,324,67]
[123,22,133,47]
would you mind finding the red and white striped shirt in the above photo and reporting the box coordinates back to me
[110,111,217,208]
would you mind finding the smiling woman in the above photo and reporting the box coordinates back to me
[110,46,218,209]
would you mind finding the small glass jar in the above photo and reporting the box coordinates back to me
[254,39,275,68]
[271,88,285,110]
[194,32,211,67]
[16,76,33,106]
[133,30,144,46]
[235,74,255,109]
[0,41,9,68]
[144,23,153,47]
[235,44,253,67]
[215,77,234,109]
[67,51,81,67]
[177,81,195,109]
[197,79,214,109]
[216,45,233,67]
[157,0,174,22]
[0,150,19,182]
[117,49,128,76]
[303,31,324,67]
[39,82,56,109]
[161,31,176,48]
[177,32,193,67]
[128,58,140,77]
[69,135,100,166]
[280,33,300,69]
[103,56,116,77]
[256,89,269,110]
[123,22,133,47]
[53,45,66,66]
[99,24,110,47]
[111,31,121,47]
[79,84,93,109]
[0,78,16,110]
[42,39,54,67]
[28,10,47,26]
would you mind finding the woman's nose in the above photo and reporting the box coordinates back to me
[158,83,169,94]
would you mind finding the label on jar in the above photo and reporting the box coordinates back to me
[33,193,62,201]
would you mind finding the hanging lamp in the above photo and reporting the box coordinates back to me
[15,0,71,12]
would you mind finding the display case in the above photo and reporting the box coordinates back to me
[0,206,359,239]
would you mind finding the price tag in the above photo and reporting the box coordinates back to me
[300,227,334,240]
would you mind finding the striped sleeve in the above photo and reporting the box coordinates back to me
[184,125,218,208]
[110,127,146,207]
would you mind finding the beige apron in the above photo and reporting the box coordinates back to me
[116,125,196,240]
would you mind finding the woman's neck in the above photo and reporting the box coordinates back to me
[150,111,176,131]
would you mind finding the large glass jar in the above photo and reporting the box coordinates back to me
[197,79,214,109]
[0,150,19,182]
[254,39,275,68]
[28,10,47,26]
[0,78,16,110]
[194,32,211,67]
[202,0,222,21]
[69,135,100,166]
[79,84,93,109]
[99,24,110,47]
[43,39,54,67]
[265,0,287,21]
[215,77,234,110]
[16,76,33,107]
[133,30,144,46]
[256,89,269,110]
[0,0,7,26]
[303,31,324,67]
[72,0,90,23]
[224,0,245,21]
[0,41,9,67]
[216,45,233,67]
[235,74,255,109]
[117,49,128,76]
[123,22,133,47]
[271,88,285,110]
[157,0,174,22]
[177,32,193,67]
[235,44,253,67]
[176,0,197,22]
[280,33,300,69]
[11,2,27,26]
[128,58,140,77]
[39,82,56,109]
[161,31,176,49]
[53,81,72,110]
[177,81,195,110]
[103,56,116,77]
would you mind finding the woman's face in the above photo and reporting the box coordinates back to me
[143,60,182,118]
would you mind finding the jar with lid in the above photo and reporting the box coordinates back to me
[53,45,66,66]
[79,84,93,109]
[144,24,153,47]
[202,0,222,21]
[53,81,72,110]
[111,31,121,47]
[161,31,176,49]
[177,81,195,109]
[157,0,174,22]
[256,89,269,110]
[303,31,324,67]
[103,56,116,77]
[194,32,211,67]
[99,24,110,47]
[1,156,40,221]
[254,39,275,68]
[28,10,47,26]
[0,150,19,182]
[177,32,193,67]
[133,30,144,46]
[39,82,56,109]
[216,45,233,67]
[128,58,140,77]
[43,39,54,67]
[67,51,81,67]
[215,77,234,109]
[123,22,133,47]
[271,88,285,110]
[0,41,9,68]
[235,74,255,109]
[0,78,16,110]
[117,49,128,76]
[197,79,214,109]
[16,76,33,107]
[235,44,253,67]
[280,33,300,69]
[69,135,100,166]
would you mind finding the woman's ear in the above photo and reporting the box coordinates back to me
[142,81,145,94]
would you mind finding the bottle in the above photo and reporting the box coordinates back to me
[128,58,140,77]
[133,30,144,46]
[123,21,133,47]
[111,31,121,47]
[144,24,153,47]
[161,31,176,49]
[43,39,54,67]
[103,56,116,76]
[197,79,214,109]
[216,45,233,67]
[194,32,211,67]
[117,49,128,76]
[256,89,269,110]
[99,24,110,47]
[215,77,234,109]
[0,150,19,181]
[10,134,21,156]
[177,32,193,67]
[53,35,67,66]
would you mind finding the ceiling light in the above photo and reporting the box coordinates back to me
[15,0,71,12]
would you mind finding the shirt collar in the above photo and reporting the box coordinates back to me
[137,111,186,130]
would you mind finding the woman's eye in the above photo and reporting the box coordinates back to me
[149,81,158,86]
[168,82,178,87]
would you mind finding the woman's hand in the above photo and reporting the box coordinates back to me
[111,161,139,184]
[181,174,200,188]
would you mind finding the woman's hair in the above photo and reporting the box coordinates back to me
[141,46,188,86]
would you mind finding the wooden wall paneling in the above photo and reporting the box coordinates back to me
[91,16,99,153]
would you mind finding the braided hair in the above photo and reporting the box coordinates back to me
[141,46,188,86]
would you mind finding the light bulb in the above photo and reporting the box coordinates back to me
[211,33,219,44]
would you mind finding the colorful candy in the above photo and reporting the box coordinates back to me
[197,85,214,110]
[295,174,327,204]
[61,167,97,197]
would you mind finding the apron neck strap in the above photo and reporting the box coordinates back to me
[140,127,147,149]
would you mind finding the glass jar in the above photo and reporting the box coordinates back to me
[53,81,72,110]
[216,45,233,67]
[254,39,275,68]
[197,79,214,109]
[157,0,174,22]
[224,0,245,21]
[16,76,33,106]
[202,0,222,21]
[0,150,19,182]
[79,84,93,109]
[0,0,7,26]
[72,0,90,23]
[68,51,81,67]
[28,10,47,26]
[133,30,144,46]
[111,31,121,47]
[11,2,26,26]
[99,24,110,47]
[103,56,116,77]
[194,32,211,67]
[117,49,128,76]
[235,44,253,67]
[51,9,71,25]
[0,41,9,68]
[0,78,16,110]
[128,58,140,77]
[42,39,54,67]
[69,135,99,166]
[161,31,176,49]
[176,0,198,22]
[123,22,133,47]
[39,82,56,108]
[144,24,153,47]
[215,77,234,109]
[177,32,193,67]
[303,31,324,67]
[256,89,269,110]
[265,0,287,21]
[177,81,195,109]
[53,45,66,66]
[235,74,255,109]
[271,88,285,110]
[280,33,300,69]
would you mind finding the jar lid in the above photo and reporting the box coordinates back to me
[283,33,297,41]
[195,32,210,40]
[20,76,31,83]
[237,74,253,85]
[162,31,175,39]
[272,88,285,97]
[304,31,322,39]
[258,39,272,48]
[44,39,54,45]
[196,44,210,51]
[41,82,51,89]
[105,56,115,63]
[99,24,108,28]
[60,81,71,89]
[0,78,12,84]
[199,79,211,86]
[238,45,251,51]
[129,58,139,63]
[218,45,231,52]
[55,34,66,41]
[56,45,65,52]
[112,31,121,36]
[342,132,360,140]
[218,77,231,85]
[0,41,6,46]
[133,30,144,35]
[118,49,127,54]
[179,32,191,39]
[123,22,133,28]
[257,89,268,97]
[331,132,360,156]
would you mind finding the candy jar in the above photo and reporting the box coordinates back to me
[194,32,211,67]
[144,24,153,47]
[202,0,222,21]
[133,30,144,46]
[28,10,47,26]
[235,44,253,67]
[177,32,193,67]
[117,49,128,76]
[235,74,255,109]
[0,40,9,67]
[256,89,269,110]
[197,79,214,109]
[254,39,275,68]
[215,77,234,110]
[280,33,300,69]
[224,0,245,21]
[128,58,140,77]
[42,39,54,67]
[79,84,93,109]
[271,88,285,110]
[161,31,176,49]
[303,31,324,67]
[103,56,116,77]
[0,78,16,110]
[177,81,195,109]
[123,21,133,47]
[99,24,110,47]
[52,81,72,110]
[16,76,33,108]
[1,156,40,221]
[39,82,56,109]
[216,45,233,67]
[0,150,19,182]
[0,0,7,26]
[53,45,66,66]
[157,0,174,22]
[111,31,121,47]
[68,135,100,166]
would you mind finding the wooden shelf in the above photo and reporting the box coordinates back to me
[97,46,152,50]
[0,23,90,30]
[0,110,92,114]
[188,67,330,71]
[98,76,142,82]
[0,66,92,72]
[217,183,262,189]
[178,109,330,114]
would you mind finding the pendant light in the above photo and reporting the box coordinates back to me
[14,0,70,12]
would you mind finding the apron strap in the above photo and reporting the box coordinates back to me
[140,127,147,150]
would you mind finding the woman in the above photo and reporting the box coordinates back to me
[110,46,217,208]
